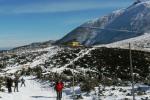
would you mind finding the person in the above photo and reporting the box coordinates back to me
[55,80,64,100]
[14,76,19,92]
[6,77,13,93]
[20,78,25,87]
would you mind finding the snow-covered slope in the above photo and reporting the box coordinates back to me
[1,46,150,100]
[56,0,150,46]
[1,46,91,75]
[95,33,150,51]
[1,46,63,74]
[1,43,150,100]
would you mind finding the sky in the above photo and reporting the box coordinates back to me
[0,0,134,49]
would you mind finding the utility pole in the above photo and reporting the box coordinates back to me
[129,43,135,100]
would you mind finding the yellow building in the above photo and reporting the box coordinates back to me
[68,41,81,47]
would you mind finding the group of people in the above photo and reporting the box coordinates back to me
[6,77,26,93]
[6,76,64,100]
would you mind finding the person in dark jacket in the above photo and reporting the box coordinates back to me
[20,78,25,87]
[55,80,64,100]
[14,77,19,92]
[6,77,13,93]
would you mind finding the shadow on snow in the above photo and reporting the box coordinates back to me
[31,96,56,98]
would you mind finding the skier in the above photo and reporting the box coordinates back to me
[20,78,25,87]
[55,80,64,100]
[6,77,13,93]
[14,76,19,92]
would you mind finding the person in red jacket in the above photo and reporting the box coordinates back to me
[55,80,64,100]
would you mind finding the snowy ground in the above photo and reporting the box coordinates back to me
[0,76,71,100]
[0,76,93,100]
[94,33,150,52]
[1,76,150,100]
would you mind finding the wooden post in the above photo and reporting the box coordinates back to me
[129,43,135,100]
[73,64,75,99]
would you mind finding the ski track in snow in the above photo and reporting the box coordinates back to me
[29,46,62,68]
[51,48,95,73]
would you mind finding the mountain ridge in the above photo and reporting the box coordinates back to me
[56,0,150,46]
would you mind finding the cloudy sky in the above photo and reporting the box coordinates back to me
[0,0,133,49]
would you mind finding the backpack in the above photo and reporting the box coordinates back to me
[56,82,63,92]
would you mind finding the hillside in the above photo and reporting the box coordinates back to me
[56,0,150,46]
[1,46,150,82]
[95,33,150,51]
[10,40,55,53]
[1,45,150,99]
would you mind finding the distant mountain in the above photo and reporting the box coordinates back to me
[11,40,55,52]
[0,48,9,50]
[56,0,150,46]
